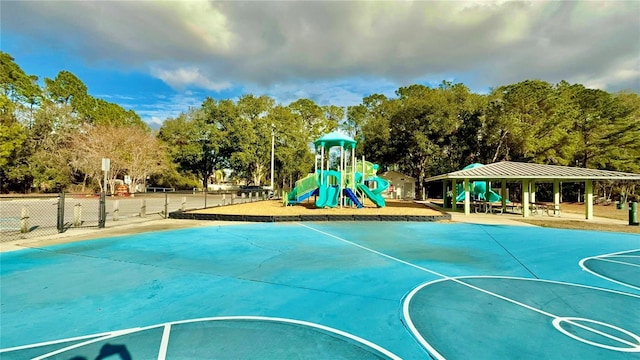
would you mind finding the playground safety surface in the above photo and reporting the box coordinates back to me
[1,221,639,359]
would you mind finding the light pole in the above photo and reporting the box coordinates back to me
[270,124,275,191]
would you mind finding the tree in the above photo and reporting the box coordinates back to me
[44,70,89,109]
[0,51,41,115]
[159,110,213,189]
[341,104,367,142]
[569,86,638,170]
[358,94,396,164]
[266,105,314,189]
[289,98,337,143]
[228,94,275,185]
[387,84,471,198]
[483,80,574,164]
[70,124,167,193]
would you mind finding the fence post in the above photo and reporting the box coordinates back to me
[140,199,146,218]
[73,203,82,227]
[164,192,168,219]
[222,193,226,206]
[20,206,29,233]
[113,200,119,221]
[204,189,208,208]
[99,192,106,228]
[57,192,65,233]
[181,196,186,211]
[231,194,235,205]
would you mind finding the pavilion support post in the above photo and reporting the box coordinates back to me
[501,179,507,212]
[585,180,594,220]
[530,181,536,204]
[442,181,448,209]
[553,180,560,216]
[464,178,471,215]
[451,180,458,211]
[485,180,490,202]
[522,180,530,217]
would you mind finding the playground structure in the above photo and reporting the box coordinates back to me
[286,132,389,208]
[454,163,504,203]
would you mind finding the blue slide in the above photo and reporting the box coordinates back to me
[344,188,363,208]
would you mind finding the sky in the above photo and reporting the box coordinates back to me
[2,0,639,128]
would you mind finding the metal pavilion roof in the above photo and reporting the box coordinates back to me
[425,161,640,182]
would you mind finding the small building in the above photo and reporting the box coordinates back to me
[380,171,415,200]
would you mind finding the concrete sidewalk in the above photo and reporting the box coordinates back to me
[420,200,629,227]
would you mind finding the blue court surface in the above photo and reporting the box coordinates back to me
[1,222,639,359]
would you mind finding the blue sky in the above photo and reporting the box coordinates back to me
[3,1,639,128]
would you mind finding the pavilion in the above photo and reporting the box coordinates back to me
[425,161,640,219]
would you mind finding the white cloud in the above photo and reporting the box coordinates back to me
[3,0,639,93]
[150,66,231,91]
[128,92,205,127]
[581,57,640,92]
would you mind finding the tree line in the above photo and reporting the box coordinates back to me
[2,51,639,200]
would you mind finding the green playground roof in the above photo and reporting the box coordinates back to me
[314,131,357,148]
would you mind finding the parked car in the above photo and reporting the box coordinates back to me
[237,185,265,196]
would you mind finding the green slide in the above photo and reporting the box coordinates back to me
[325,186,339,207]
[356,183,386,207]
[315,184,340,208]
[315,170,341,208]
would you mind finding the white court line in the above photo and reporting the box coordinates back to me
[588,248,640,259]
[31,328,142,360]
[580,251,640,291]
[299,224,640,357]
[1,316,400,360]
[157,324,171,360]
[0,331,116,353]
[595,258,640,268]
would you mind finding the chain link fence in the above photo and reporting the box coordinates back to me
[0,189,270,243]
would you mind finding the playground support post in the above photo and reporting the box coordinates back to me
[320,145,325,185]
[351,145,355,196]
[339,142,345,208]
[270,124,275,191]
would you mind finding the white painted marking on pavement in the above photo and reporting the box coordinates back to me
[299,224,640,357]
[157,324,171,360]
[2,316,400,360]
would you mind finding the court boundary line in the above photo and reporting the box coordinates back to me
[299,224,640,358]
[0,316,401,360]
